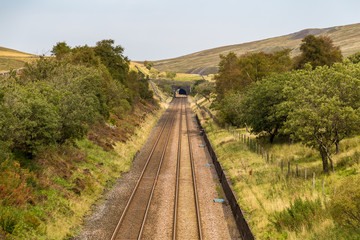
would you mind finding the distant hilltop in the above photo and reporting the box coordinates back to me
[0,46,37,72]
[152,23,360,74]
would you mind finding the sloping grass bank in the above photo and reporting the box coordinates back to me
[0,103,165,240]
[191,98,360,240]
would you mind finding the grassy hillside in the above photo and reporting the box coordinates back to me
[153,23,360,74]
[0,47,37,72]
[130,61,205,81]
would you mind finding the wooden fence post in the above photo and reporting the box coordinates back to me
[287,162,291,176]
[313,172,316,191]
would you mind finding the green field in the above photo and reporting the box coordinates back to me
[153,23,360,74]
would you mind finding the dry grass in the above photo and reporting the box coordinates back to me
[0,47,33,57]
[131,61,202,82]
[0,47,37,72]
[154,23,360,73]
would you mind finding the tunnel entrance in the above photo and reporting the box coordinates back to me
[171,84,191,97]
[178,89,187,95]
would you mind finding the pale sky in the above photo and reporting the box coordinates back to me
[1,0,360,61]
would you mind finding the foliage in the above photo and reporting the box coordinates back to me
[347,51,360,64]
[193,81,215,101]
[240,73,291,142]
[70,45,102,68]
[216,92,243,127]
[0,59,112,155]
[294,35,342,69]
[51,42,71,59]
[166,71,177,80]
[144,60,154,70]
[283,63,360,172]
[1,83,60,155]
[94,39,129,84]
[215,50,292,100]
[329,176,360,233]
[270,198,325,232]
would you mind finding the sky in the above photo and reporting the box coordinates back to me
[1,0,360,61]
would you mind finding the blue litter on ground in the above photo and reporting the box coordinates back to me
[214,199,225,203]
[199,145,205,147]
[204,164,212,167]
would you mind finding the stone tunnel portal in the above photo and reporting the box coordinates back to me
[172,85,191,97]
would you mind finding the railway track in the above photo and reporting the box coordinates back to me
[110,97,202,240]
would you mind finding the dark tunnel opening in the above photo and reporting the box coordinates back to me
[178,89,187,95]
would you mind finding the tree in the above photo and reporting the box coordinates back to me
[144,60,154,70]
[215,52,242,100]
[240,73,291,142]
[166,71,176,80]
[216,92,243,127]
[294,35,342,69]
[70,45,101,68]
[51,42,71,59]
[94,39,129,84]
[283,64,360,173]
[194,81,215,101]
[215,50,292,101]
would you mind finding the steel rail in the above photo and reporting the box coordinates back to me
[185,98,203,240]
[110,100,180,240]
[172,97,183,240]
[137,97,181,239]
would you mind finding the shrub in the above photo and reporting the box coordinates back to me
[270,197,325,232]
[0,207,20,234]
[329,176,360,233]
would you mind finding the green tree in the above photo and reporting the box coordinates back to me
[294,35,342,69]
[215,50,292,101]
[0,81,60,156]
[241,73,291,142]
[144,60,154,70]
[51,42,71,59]
[70,45,102,68]
[94,39,129,84]
[166,71,177,80]
[283,64,360,172]
[194,81,215,101]
[216,92,243,127]
[215,52,244,100]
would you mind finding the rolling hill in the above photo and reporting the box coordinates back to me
[0,47,37,72]
[153,23,360,74]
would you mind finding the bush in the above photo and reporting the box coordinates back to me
[3,84,60,155]
[0,207,20,234]
[270,197,325,232]
[329,176,360,233]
